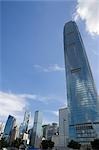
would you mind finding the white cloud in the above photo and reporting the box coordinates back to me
[0,91,51,121]
[0,91,65,126]
[0,92,40,125]
[0,91,28,124]
[74,0,99,35]
[19,94,37,100]
[20,94,64,104]
[0,91,26,116]
[33,64,65,72]
[51,111,59,116]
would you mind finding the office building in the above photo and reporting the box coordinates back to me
[23,111,30,131]
[59,108,69,148]
[19,111,30,135]
[3,115,16,140]
[64,21,99,143]
[30,111,43,148]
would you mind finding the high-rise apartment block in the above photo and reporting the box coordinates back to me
[64,21,99,143]
[59,108,69,148]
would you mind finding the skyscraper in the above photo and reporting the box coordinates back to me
[19,111,30,135]
[23,111,30,130]
[64,21,99,143]
[3,115,16,140]
[30,111,43,148]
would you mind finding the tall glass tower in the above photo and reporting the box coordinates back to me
[64,21,99,143]
[19,111,30,134]
[30,111,42,148]
[3,115,16,140]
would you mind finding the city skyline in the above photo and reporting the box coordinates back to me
[1,1,99,126]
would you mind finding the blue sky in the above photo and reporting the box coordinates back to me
[1,0,99,127]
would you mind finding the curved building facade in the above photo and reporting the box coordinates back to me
[3,115,16,140]
[64,21,99,143]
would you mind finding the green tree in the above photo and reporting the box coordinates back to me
[0,137,9,148]
[40,140,55,150]
[40,140,49,149]
[48,140,54,149]
[67,140,81,149]
[11,138,23,148]
[91,139,99,150]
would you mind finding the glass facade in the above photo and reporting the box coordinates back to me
[19,111,30,135]
[64,21,99,143]
[30,111,42,148]
[3,115,16,139]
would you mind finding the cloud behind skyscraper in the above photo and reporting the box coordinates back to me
[74,0,99,35]
[1,1,99,127]
[33,64,65,72]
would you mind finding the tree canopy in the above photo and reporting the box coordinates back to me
[0,137,9,148]
[67,140,81,149]
[91,139,99,149]
[40,140,54,149]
